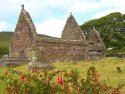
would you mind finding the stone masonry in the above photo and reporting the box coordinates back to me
[10,5,106,63]
[61,13,86,40]
[10,5,37,59]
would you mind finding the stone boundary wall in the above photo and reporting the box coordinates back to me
[0,57,29,67]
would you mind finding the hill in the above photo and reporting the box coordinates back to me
[81,12,125,50]
[0,32,13,47]
[0,32,13,57]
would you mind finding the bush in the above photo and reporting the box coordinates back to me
[0,66,123,94]
[0,46,9,58]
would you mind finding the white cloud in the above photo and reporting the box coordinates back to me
[35,18,66,38]
[68,1,98,13]
[99,0,125,8]
[0,0,98,16]
[92,9,125,19]
[0,21,7,31]
[1,0,125,37]
[0,0,125,16]
[92,0,125,19]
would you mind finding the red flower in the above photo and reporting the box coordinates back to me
[112,88,120,94]
[23,91,28,94]
[95,73,100,83]
[6,85,11,93]
[57,76,64,85]
[14,86,19,93]
[20,75,27,83]
[50,86,55,94]
[31,69,37,73]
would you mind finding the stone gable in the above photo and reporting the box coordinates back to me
[61,13,86,40]
[10,5,37,59]
[87,27,106,59]
[88,27,106,51]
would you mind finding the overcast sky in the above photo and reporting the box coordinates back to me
[0,0,125,37]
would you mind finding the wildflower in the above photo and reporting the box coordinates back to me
[14,86,19,93]
[77,87,80,92]
[50,86,55,94]
[31,69,37,73]
[20,75,27,83]
[4,69,8,76]
[112,88,120,94]
[45,78,50,85]
[57,76,64,85]
[23,91,28,94]
[95,73,100,83]
[64,87,70,92]
[6,85,11,93]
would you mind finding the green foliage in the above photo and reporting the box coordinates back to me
[0,67,123,94]
[0,32,13,57]
[81,12,125,50]
[0,46,9,58]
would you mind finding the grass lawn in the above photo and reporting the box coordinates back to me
[0,58,125,93]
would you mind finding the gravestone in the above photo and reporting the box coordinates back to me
[29,50,54,70]
[116,67,122,73]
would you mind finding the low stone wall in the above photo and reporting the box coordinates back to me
[0,57,29,67]
[106,54,125,58]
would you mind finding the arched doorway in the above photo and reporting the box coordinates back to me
[19,49,26,58]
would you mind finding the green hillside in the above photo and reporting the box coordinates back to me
[0,32,13,57]
[0,32,13,47]
[81,12,125,50]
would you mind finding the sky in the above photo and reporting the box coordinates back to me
[0,0,125,38]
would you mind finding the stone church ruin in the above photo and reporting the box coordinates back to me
[0,5,106,67]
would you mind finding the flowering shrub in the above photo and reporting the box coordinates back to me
[0,66,123,94]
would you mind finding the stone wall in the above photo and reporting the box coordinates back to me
[0,57,29,67]
[36,39,88,62]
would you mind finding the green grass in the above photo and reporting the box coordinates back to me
[54,58,125,85]
[0,58,125,93]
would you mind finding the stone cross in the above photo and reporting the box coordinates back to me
[21,4,24,9]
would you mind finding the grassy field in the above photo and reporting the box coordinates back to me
[55,58,125,85]
[0,58,125,93]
